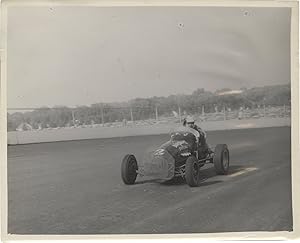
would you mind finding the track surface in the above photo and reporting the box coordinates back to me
[8,127,292,234]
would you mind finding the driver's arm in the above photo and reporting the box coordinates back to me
[196,125,206,138]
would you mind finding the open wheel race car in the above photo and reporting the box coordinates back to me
[121,127,230,187]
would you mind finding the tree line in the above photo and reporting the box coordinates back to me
[7,84,290,131]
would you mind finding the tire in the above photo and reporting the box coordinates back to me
[185,156,200,187]
[121,154,138,185]
[213,144,230,175]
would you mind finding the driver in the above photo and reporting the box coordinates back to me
[183,115,210,155]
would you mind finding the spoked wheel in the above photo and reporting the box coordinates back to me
[121,154,138,185]
[185,156,200,187]
[213,144,230,175]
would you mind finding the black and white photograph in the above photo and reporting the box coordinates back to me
[1,0,299,239]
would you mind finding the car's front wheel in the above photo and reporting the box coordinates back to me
[185,156,200,187]
[121,154,138,185]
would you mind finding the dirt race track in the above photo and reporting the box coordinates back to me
[8,126,292,234]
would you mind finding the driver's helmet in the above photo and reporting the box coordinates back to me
[186,115,195,127]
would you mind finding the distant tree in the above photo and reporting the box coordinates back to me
[7,84,291,130]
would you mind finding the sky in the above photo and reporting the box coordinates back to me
[7,6,291,108]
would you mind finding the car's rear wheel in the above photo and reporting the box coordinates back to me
[185,156,200,187]
[121,154,138,185]
[213,144,230,175]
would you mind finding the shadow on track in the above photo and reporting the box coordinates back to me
[136,164,246,187]
[134,178,162,185]
[199,164,247,179]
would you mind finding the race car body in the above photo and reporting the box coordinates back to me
[121,127,229,187]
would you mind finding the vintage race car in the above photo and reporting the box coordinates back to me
[121,127,229,187]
